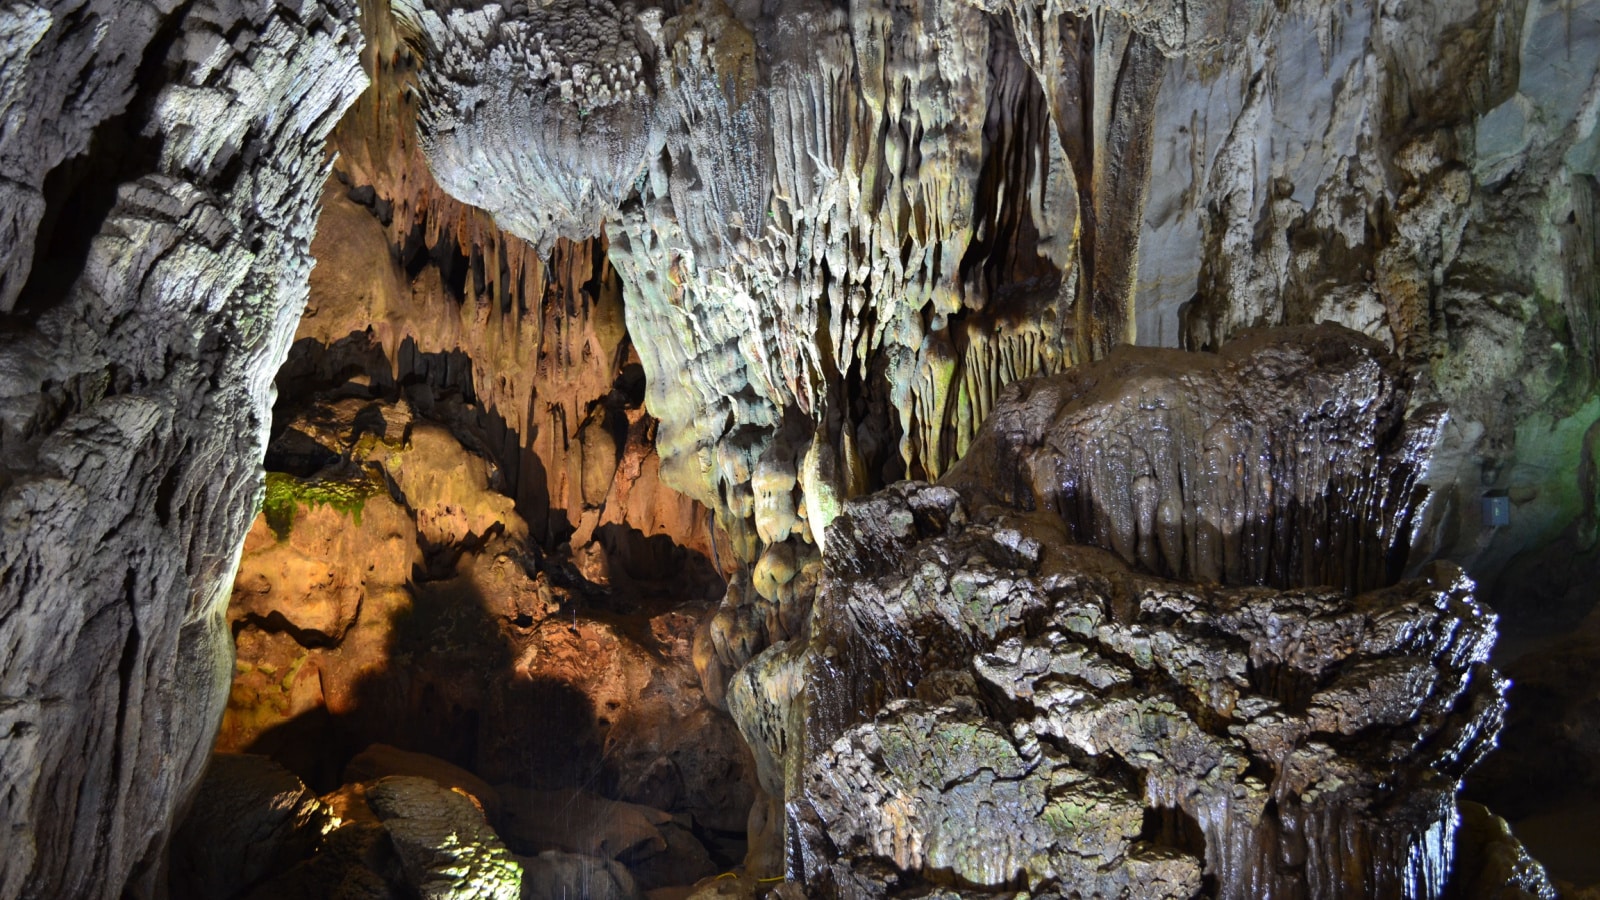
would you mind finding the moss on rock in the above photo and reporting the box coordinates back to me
[262,470,386,540]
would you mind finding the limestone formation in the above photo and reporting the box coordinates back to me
[1133,0,1600,586]
[168,754,330,900]
[366,776,523,900]
[390,0,1245,571]
[0,0,366,896]
[945,325,1445,592]
[390,0,1600,705]
[3,0,1598,896]
[218,393,754,835]
[729,330,1506,898]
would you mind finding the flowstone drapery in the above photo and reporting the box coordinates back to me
[728,328,1507,898]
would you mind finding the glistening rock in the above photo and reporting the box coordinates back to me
[730,329,1505,898]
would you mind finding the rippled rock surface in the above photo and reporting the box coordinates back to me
[0,0,366,895]
[730,329,1505,899]
[945,325,1446,592]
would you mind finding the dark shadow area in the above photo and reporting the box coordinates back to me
[273,330,574,547]
[195,315,750,898]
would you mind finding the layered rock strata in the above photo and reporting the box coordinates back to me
[729,329,1505,898]
[0,1,366,896]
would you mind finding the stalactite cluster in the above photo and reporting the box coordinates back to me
[729,330,1507,899]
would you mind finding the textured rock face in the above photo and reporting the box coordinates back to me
[168,754,330,900]
[0,0,366,896]
[1133,0,1600,580]
[303,1,720,561]
[218,393,753,830]
[390,0,1247,571]
[945,326,1445,591]
[366,776,523,900]
[174,759,533,900]
[729,331,1505,897]
[390,0,1600,703]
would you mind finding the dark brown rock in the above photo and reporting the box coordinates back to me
[168,754,329,900]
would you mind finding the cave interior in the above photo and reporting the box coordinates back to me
[1,0,1600,898]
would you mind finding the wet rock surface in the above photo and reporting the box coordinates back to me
[730,331,1507,898]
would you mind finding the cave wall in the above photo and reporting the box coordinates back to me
[0,0,1596,895]
[0,0,366,896]
[296,0,720,565]
[391,0,1600,688]
[1134,0,1600,593]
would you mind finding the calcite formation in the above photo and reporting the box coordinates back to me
[1134,0,1600,581]
[391,0,1251,573]
[390,0,1600,698]
[1,0,1597,894]
[729,329,1506,898]
[308,0,719,559]
[0,0,366,896]
[945,326,1445,592]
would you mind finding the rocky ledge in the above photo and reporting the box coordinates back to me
[729,327,1511,899]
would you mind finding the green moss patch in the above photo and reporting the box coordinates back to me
[262,470,385,540]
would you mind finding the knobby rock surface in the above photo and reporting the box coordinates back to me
[729,328,1507,898]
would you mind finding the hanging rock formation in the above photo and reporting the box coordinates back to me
[0,0,366,897]
[389,0,1600,697]
[1,0,1597,896]
[729,328,1505,898]
[390,0,1253,573]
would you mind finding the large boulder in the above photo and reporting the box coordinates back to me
[365,776,523,900]
[168,754,329,900]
